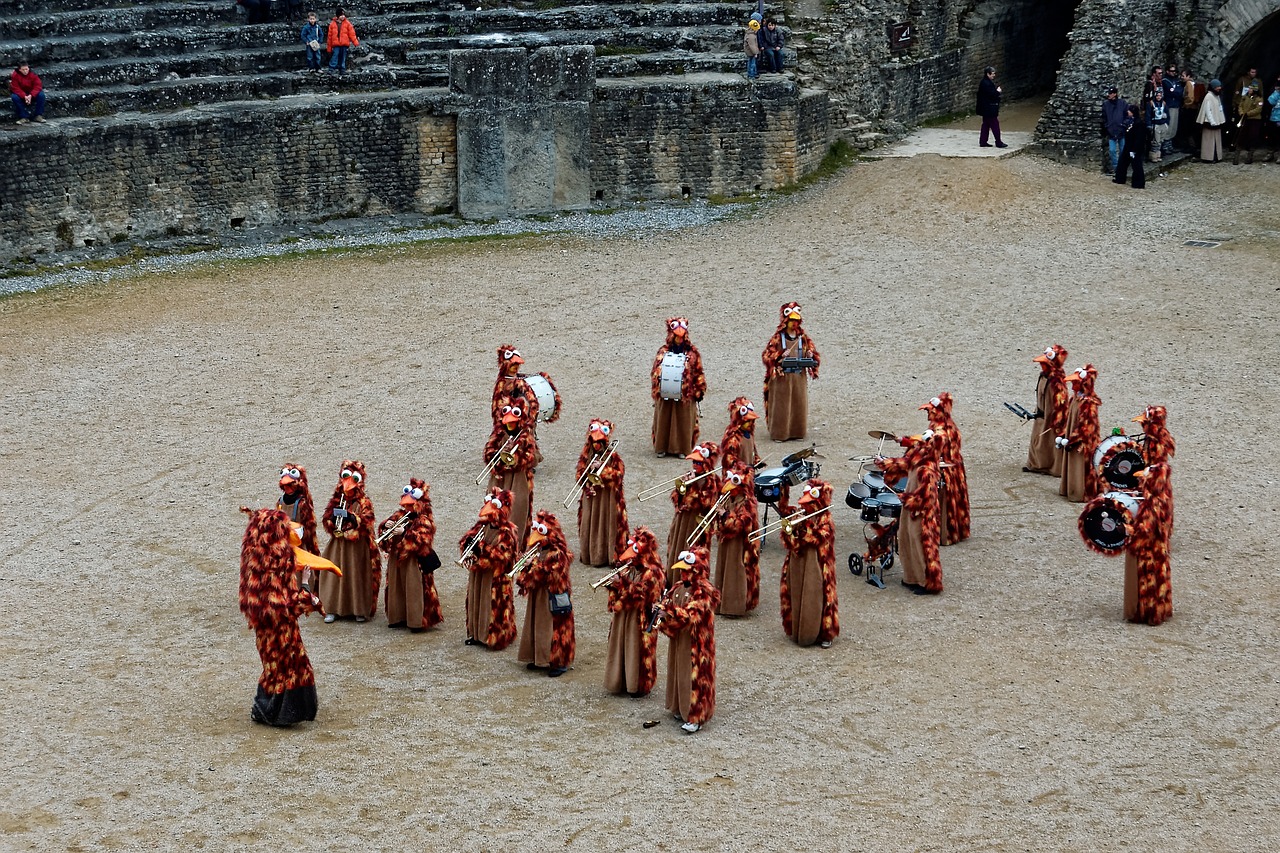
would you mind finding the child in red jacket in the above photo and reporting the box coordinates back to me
[326,8,360,75]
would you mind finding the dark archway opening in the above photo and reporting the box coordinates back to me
[1218,9,1280,96]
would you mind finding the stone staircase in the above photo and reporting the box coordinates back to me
[0,0,795,118]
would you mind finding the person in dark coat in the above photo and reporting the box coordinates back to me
[1113,105,1147,189]
[976,66,1007,148]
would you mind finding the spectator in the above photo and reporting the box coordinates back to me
[1142,65,1163,110]
[760,19,785,74]
[1196,79,1226,163]
[1146,87,1170,162]
[1177,69,1204,152]
[326,8,360,76]
[976,66,1007,148]
[1234,82,1265,164]
[301,11,324,73]
[1101,87,1128,174]
[1267,78,1280,162]
[1162,63,1184,152]
[1230,66,1261,150]
[1113,105,1147,189]
[10,61,45,125]
[743,19,762,81]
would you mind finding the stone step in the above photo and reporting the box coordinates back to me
[27,45,315,90]
[393,23,743,56]
[0,26,301,68]
[592,47,795,78]
[0,3,240,40]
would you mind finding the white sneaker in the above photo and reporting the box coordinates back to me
[354,615,366,623]
[323,613,336,623]
[681,722,701,733]
[33,116,46,123]
[16,118,29,125]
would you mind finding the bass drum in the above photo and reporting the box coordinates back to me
[1093,433,1145,490]
[522,374,557,423]
[659,352,687,401]
[1079,491,1143,556]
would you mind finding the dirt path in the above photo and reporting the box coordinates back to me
[2,152,1278,851]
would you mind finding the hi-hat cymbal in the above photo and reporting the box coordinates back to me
[848,455,876,463]
[868,429,897,440]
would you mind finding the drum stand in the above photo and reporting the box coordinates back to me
[848,521,897,589]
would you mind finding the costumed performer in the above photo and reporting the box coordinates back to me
[1024,344,1069,476]
[878,432,944,594]
[713,463,761,617]
[920,393,971,545]
[651,316,706,457]
[1135,405,1175,468]
[602,526,666,697]
[460,488,519,650]
[276,462,319,589]
[778,478,838,646]
[492,343,561,465]
[317,460,381,623]
[484,395,538,545]
[1058,364,1102,503]
[377,477,442,632]
[721,396,763,471]
[515,510,576,677]
[762,301,821,441]
[665,441,722,577]
[655,546,720,733]
[574,418,628,567]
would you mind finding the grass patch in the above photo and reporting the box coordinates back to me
[921,109,970,128]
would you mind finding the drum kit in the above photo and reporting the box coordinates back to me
[844,430,906,589]
[658,352,687,401]
[753,445,822,526]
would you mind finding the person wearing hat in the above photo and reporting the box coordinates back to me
[744,19,762,80]
[1234,81,1265,164]
[1196,79,1227,162]
[1101,87,1129,175]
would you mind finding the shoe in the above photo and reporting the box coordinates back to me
[16,118,28,125]
[1112,178,1124,184]
[526,662,543,671]
[818,640,832,649]
[388,621,405,629]
[355,615,366,623]
[681,722,701,733]
[33,116,46,124]
[323,613,336,623]
[548,668,567,678]
[464,637,476,645]
[979,142,992,147]
[995,141,1008,148]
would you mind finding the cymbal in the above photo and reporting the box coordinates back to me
[848,455,876,463]
[868,429,897,440]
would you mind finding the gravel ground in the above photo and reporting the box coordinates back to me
[1,152,1278,851]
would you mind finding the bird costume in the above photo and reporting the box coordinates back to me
[762,302,821,441]
[515,510,576,676]
[377,477,442,632]
[778,478,839,645]
[1025,344,1069,475]
[878,433,944,594]
[658,546,720,733]
[460,488,519,650]
[666,441,722,577]
[1059,364,1102,503]
[921,393,971,545]
[603,526,666,697]
[721,396,762,472]
[491,343,562,426]
[316,460,381,621]
[484,395,539,545]
[575,418,628,567]
[712,463,761,617]
[651,317,707,456]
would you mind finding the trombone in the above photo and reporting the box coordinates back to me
[374,512,414,545]
[562,440,618,508]
[686,491,730,546]
[455,529,486,567]
[475,430,523,485]
[590,561,632,591]
[506,543,542,579]
[748,505,831,541]
[636,466,722,502]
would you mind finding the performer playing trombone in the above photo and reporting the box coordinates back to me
[777,479,838,647]
[460,488,519,650]
[713,463,761,617]
[571,419,628,567]
[602,526,666,698]
[482,396,538,545]
[665,441,721,580]
[515,510,576,677]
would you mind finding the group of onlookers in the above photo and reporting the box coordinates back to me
[743,16,786,80]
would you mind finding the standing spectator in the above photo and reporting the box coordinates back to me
[301,11,324,73]
[1267,78,1280,162]
[1229,66,1261,150]
[1197,79,1227,163]
[326,7,359,76]
[976,66,1006,148]
[760,19,785,74]
[1146,87,1170,163]
[1101,87,1128,174]
[743,19,762,80]
[1234,82,1265,164]
[1177,69,1204,152]
[1113,105,1147,189]
[1142,65,1164,110]
[1162,63,1184,153]
[10,62,45,125]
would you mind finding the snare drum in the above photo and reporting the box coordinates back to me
[862,471,886,492]
[1093,433,1146,490]
[874,492,902,519]
[859,498,881,522]
[846,482,873,509]
[659,352,687,401]
[522,374,557,423]
[1079,491,1143,556]
[754,466,787,503]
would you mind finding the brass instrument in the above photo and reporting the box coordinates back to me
[563,440,618,508]
[590,561,632,591]
[636,465,722,501]
[375,512,414,545]
[644,585,679,633]
[506,543,542,579]
[333,495,348,533]
[476,430,524,485]
[749,505,831,541]
[686,491,731,546]
[455,529,486,567]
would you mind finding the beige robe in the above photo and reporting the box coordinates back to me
[604,607,648,694]
[766,336,809,441]
[578,487,622,567]
[666,509,702,578]
[1026,374,1062,475]
[785,546,825,645]
[517,588,554,668]
[1058,398,1088,503]
[488,468,532,546]
[714,535,750,616]
[317,537,376,618]
[896,468,927,587]
[384,553,428,628]
[653,399,698,456]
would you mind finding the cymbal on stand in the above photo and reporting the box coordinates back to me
[868,429,897,441]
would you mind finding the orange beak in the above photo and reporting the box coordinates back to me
[1131,413,1146,424]
[526,529,548,549]
[743,409,759,421]
[672,327,687,339]
[798,491,816,508]
[479,502,500,524]
[288,522,303,546]
[399,493,416,509]
[720,479,736,495]
[619,542,639,562]
[502,411,521,428]
[1033,354,1051,366]
[589,427,607,442]
[671,557,692,573]
[279,475,297,489]
[341,476,358,494]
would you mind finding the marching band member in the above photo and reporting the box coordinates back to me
[713,463,761,617]
[920,393,971,545]
[761,301,821,442]
[1127,463,1174,625]
[574,418,628,567]
[317,460,381,623]
[878,434,944,595]
[1058,364,1102,503]
[778,478,838,646]
[1024,344,1069,476]
[651,316,707,457]
[602,526,666,697]
[377,477,442,632]
[515,510,576,677]
[460,488,519,650]
[665,441,722,578]
[656,546,720,733]
[276,462,319,590]
[720,396,762,471]
[492,343,562,425]
[239,507,327,727]
[1134,405,1175,467]
[484,395,539,545]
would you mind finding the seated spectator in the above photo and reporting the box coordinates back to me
[10,62,45,125]
[761,19,785,74]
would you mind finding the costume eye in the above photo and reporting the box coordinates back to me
[600,424,611,436]
[807,486,821,499]
[729,473,742,485]
[533,522,547,535]
[931,397,941,407]
[341,468,354,479]
[698,447,709,459]
[678,549,696,564]
[350,471,362,483]
[501,405,513,415]
[511,407,523,419]
[289,467,301,479]
[1044,347,1055,358]
[412,488,424,500]
[492,497,503,509]
[626,537,636,548]
[503,349,519,360]
[922,429,935,441]
[403,485,413,495]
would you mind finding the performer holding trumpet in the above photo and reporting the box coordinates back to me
[651,317,707,457]
[515,510,576,677]
[570,419,628,567]
[601,526,666,697]
[1058,364,1102,503]
[377,478,442,633]
[762,302,820,442]
[770,479,837,646]
[878,434,944,595]
[921,393,971,545]
[712,463,761,617]
[665,441,722,578]
[460,488,519,650]
[317,460,381,623]
[721,396,763,471]
[656,546,720,733]
[481,396,538,545]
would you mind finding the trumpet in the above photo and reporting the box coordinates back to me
[375,512,414,545]
[637,465,722,501]
[590,561,632,591]
[506,543,542,579]
[563,440,618,508]
[476,430,523,485]
[686,491,730,546]
[456,529,486,567]
[749,505,831,541]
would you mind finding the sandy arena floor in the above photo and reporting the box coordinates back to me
[2,152,1279,851]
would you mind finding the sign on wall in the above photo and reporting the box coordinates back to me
[888,20,916,52]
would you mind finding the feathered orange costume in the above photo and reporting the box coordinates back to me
[316,460,381,620]
[515,510,576,675]
[1135,405,1175,468]
[603,526,666,697]
[575,418,628,567]
[778,478,839,645]
[239,507,325,727]
[713,462,761,616]
[491,343,562,425]
[651,317,707,456]
[1058,364,1102,503]
[920,393,971,545]
[721,396,762,472]
[484,395,539,545]
[666,441,722,575]
[1025,344,1069,475]
[460,488,519,650]
[658,545,720,732]
[377,477,442,632]
[879,434,944,594]
[762,301,821,441]
[276,463,319,554]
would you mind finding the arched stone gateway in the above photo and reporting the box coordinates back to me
[1192,1,1280,88]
